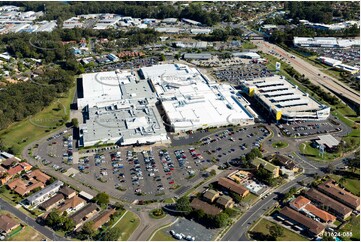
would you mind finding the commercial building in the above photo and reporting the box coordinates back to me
[251,157,280,178]
[140,64,254,132]
[183,53,212,60]
[290,196,336,223]
[317,180,360,210]
[182,18,202,26]
[313,134,340,151]
[77,70,168,147]
[278,206,325,236]
[24,180,63,206]
[304,188,352,220]
[294,37,360,48]
[232,52,261,59]
[241,75,330,122]
[317,56,342,67]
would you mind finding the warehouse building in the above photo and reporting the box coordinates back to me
[241,75,330,122]
[294,37,360,48]
[140,64,254,132]
[77,70,168,147]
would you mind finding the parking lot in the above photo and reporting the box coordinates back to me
[33,124,271,202]
[307,46,360,67]
[213,63,274,84]
[168,217,219,241]
[277,120,342,137]
[85,56,159,73]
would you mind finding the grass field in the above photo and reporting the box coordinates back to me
[272,141,288,149]
[299,142,341,161]
[0,210,45,241]
[339,215,360,241]
[250,218,308,241]
[150,228,176,241]
[242,193,258,204]
[242,41,257,50]
[329,169,360,196]
[0,85,75,155]
[113,211,140,241]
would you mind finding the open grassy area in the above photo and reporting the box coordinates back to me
[299,142,341,161]
[339,215,360,241]
[163,198,175,204]
[0,85,75,155]
[272,141,288,149]
[113,210,140,241]
[250,218,308,241]
[242,41,257,50]
[150,228,176,241]
[329,169,360,196]
[242,193,258,204]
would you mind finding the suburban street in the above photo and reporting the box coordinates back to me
[0,198,65,241]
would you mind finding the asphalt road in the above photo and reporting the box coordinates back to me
[0,198,65,241]
[254,40,360,104]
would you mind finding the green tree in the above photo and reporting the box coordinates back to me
[175,196,192,214]
[62,217,75,232]
[213,212,229,228]
[210,169,216,176]
[45,211,61,229]
[103,227,122,241]
[81,221,96,239]
[71,118,79,128]
[269,224,284,240]
[93,192,110,207]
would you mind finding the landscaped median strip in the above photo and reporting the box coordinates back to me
[147,218,179,241]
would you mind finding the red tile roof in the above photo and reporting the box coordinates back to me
[280,207,325,235]
[218,177,249,196]
[290,196,310,210]
[304,204,336,223]
[7,165,23,176]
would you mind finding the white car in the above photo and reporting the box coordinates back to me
[138,176,144,180]
[149,173,155,177]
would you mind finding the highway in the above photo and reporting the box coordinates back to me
[0,198,66,241]
[253,40,360,104]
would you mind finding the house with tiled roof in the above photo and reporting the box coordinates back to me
[190,198,222,216]
[251,157,280,178]
[203,189,219,203]
[7,165,23,176]
[91,209,116,230]
[58,195,86,214]
[215,195,234,209]
[70,203,99,229]
[39,193,65,211]
[25,169,50,184]
[290,196,336,223]
[305,188,352,220]
[279,206,325,236]
[318,180,360,210]
[0,214,20,235]
[218,177,249,198]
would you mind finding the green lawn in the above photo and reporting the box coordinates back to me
[299,142,341,161]
[339,215,360,241]
[0,85,75,155]
[272,141,288,149]
[113,211,140,241]
[329,169,360,196]
[163,198,175,204]
[242,193,258,204]
[242,41,257,50]
[150,228,176,241]
[250,218,308,241]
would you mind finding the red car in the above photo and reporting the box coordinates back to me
[166,172,172,175]
[169,180,174,184]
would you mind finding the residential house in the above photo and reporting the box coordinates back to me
[0,157,18,169]
[25,169,50,184]
[0,215,20,235]
[215,196,234,209]
[290,196,336,223]
[279,206,325,236]
[218,177,250,198]
[203,189,220,203]
[272,154,300,172]
[304,188,352,220]
[69,203,99,229]
[39,193,65,211]
[58,195,86,214]
[190,198,222,216]
[318,180,360,210]
[25,180,63,206]
[59,186,76,199]
[251,157,280,178]
[91,209,116,230]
